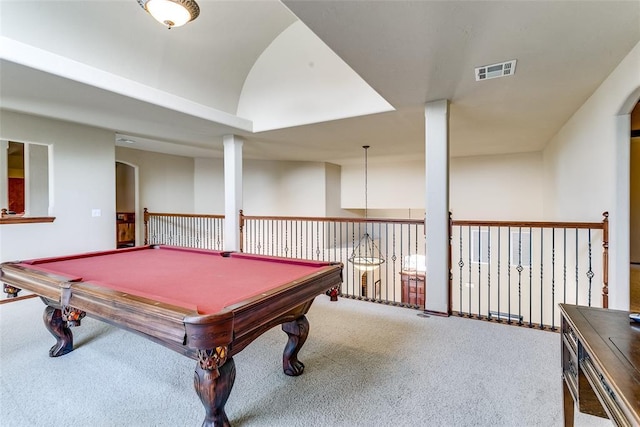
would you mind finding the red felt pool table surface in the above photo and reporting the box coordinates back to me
[16,245,335,315]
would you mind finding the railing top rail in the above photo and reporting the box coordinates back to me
[144,210,225,220]
[451,219,604,230]
[241,214,424,225]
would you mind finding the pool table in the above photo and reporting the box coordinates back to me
[0,245,343,427]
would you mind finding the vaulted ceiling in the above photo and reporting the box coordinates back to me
[1,1,639,164]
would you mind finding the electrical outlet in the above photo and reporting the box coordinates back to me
[464,282,475,288]
[92,209,101,217]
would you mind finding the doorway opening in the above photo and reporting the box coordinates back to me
[116,161,137,248]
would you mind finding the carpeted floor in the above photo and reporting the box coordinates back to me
[1,296,610,427]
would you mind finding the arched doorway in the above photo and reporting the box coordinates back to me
[115,161,139,247]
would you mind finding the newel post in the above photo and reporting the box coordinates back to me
[143,208,149,245]
[238,210,245,253]
[602,211,609,308]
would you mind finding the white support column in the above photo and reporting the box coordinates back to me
[223,135,244,252]
[611,114,631,310]
[424,100,450,315]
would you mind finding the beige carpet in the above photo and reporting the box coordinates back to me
[1,295,610,427]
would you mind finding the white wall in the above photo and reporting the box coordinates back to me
[324,162,358,218]
[340,152,544,221]
[194,157,225,214]
[450,152,544,220]
[194,158,359,218]
[116,147,194,214]
[543,40,640,310]
[0,111,115,262]
[243,159,327,216]
[341,157,425,209]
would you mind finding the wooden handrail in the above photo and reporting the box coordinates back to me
[240,212,424,225]
[451,219,605,230]
[143,209,224,219]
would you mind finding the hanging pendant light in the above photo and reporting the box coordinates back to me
[138,0,200,29]
[349,146,385,272]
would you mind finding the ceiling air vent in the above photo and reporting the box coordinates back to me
[475,60,517,81]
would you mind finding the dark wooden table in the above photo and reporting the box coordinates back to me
[1,245,343,427]
[560,304,640,426]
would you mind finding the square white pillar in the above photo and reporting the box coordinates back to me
[223,135,243,251]
[425,100,450,315]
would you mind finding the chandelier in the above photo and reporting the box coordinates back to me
[137,0,200,29]
[348,145,385,272]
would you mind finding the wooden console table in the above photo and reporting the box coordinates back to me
[560,304,640,426]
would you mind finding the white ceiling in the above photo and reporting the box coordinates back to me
[1,0,639,165]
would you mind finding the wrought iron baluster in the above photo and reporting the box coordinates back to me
[517,227,523,325]
[487,227,491,320]
[575,230,579,304]
[467,226,472,317]
[384,223,390,304]
[316,221,321,260]
[458,225,463,317]
[528,226,532,327]
[351,222,356,298]
[563,229,567,304]
[477,226,481,318]
[551,228,556,330]
[537,228,543,329]
[392,224,398,305]
[496,227,501,322]
[587,229,594,306]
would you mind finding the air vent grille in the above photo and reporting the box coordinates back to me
[475,60,517,81]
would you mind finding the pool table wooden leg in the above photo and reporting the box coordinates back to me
[43,305,74,357]
[194,352,236,427]
[282,315,309,376]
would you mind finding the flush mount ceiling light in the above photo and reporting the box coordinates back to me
[137,0,200,29]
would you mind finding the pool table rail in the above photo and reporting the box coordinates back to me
[1,262,75,303]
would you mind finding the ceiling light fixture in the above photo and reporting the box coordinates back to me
[137,0,200,29]
[348,145,385,272]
